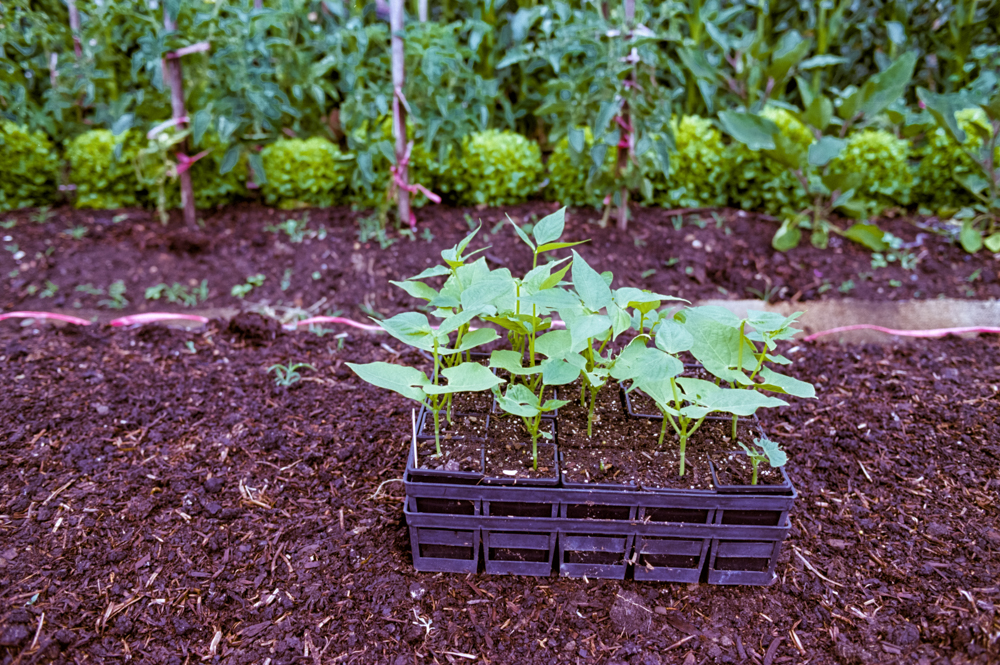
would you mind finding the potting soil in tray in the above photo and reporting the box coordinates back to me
[712,449,787,487]
[484,416,557,480]
[415,414,487,474]
[561,419,761,490]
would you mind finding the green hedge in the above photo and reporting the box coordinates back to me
[828,129,913,215]
[547,128,615,208]
[260,137,353,209]
[67,130,146,209]
[446,130,543,206]
[644,116,731,209]
[0,121,60,212]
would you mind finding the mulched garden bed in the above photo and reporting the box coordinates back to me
[2,203,998,322]
[1,314,998,664]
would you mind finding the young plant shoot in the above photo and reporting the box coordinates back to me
[493,383,569,470]
[738,434,788,485]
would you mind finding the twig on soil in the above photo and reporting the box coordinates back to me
[664,634,696,651]
[42,478,75,506]
[791,545,843,587]
[371,478,405,500]
[30,612,44,650]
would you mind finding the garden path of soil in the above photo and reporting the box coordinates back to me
[1,315,998,665]
[2,204,999,323]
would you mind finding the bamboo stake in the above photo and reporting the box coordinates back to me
[616,0,635,231]
[390,0,411,227]
[162,9,197,229]
[67,0,82,58]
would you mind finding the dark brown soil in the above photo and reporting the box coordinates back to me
[2,315,999,664]
[2,204,998,324]
[483,416,557,481]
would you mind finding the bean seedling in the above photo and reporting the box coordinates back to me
[268,363,315,387]
[737,434,788,485]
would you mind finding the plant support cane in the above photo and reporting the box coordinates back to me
[162,8,197,229]
[390,0,411,230]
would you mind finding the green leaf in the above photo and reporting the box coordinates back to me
[461,274,516,312]
[423,362,503,395]
[532,207,566,246]
[495,383,542,418]
[961,220,983,253]
[564,312,611,348]
[654,320,694,354]
[803,94,833,131]
[985,233,1000,253]
[808,136,847,167]
[220,146,240,175]
[856,52,918,121]
[346,362,427,402]
[489,350,540,376]
[248,153,267,186]
[772,217,802,251]
[570,250,612,311]
[841,223,887,251]
[506,214,535,251]
[111,113,134,137]
[799,54,849,69]
[391,280,439,302]
[568,127,585,154]
[539,357,583,385]
[192,110,211,145]
[694,385,788,416]
[409,265,452,280]
[536,240,589,254]
[754,435,788,468]
[916,88,967,143]
[534,330,575,358]
[539,260,573,291]
[454,327,499,353]
[718,111,779,151]
[758,367,816,398]
[378,312,434,351]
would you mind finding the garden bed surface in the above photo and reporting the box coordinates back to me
[2,204,998,322]
[1,315,998,664]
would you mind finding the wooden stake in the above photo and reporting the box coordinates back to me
[390,0,411,227]
[616,0,635,231]
[418,0,428,22]
[67,0,82,58]
[162,9,197,229]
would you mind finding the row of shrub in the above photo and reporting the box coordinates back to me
[1,111,992,217]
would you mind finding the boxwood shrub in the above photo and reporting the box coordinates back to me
[261,137,352,209]
[0,121,60,212]
[827,129,913,215]
[644,116,731,208]
[67,129,146,209]
[446,130,542,206]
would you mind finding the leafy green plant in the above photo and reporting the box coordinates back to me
[261,137,353,209]
[231,274,265,299]
[145,280,209,307]
[493,383,568,470]
[446,130,543,206]
[917,90,1000,252]
[67,130,145,210]
[64,225,88,240]
[827,129,913,215]
[0,121,59,212]
[268,362,315,387]
[644,116,731,209]
[720,53,918,251]
[737,434,787,485]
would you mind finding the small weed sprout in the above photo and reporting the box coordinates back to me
[98,280,128,309]
[232,274,265,298]
[65,226,88,239]
[737,435,788,485]
[146,281,209,307]
[268,363,315,387]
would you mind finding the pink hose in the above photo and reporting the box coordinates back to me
[804,324,1000,342]
[0,311,92,325]
[110,313,210,327]
[286,316,384,332]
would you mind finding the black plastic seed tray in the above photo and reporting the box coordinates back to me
[404,454,794,584]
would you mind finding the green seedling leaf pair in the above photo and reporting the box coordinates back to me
[493,383,569,470]
[738,434,788,485]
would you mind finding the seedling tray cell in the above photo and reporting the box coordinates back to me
[410,525,481,574]
[558,530,635,580]
[633,536,710,583]
[482,529,557,576]
[707,538,786,586]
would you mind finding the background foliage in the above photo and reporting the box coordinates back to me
[1,0,999,227]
